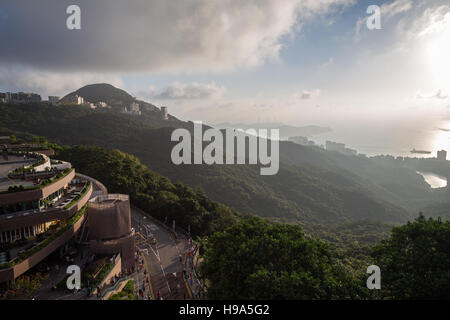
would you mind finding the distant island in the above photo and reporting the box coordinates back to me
[410,148,432,154]
[213,122,332,140]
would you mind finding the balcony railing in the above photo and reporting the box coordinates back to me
[0,204,88,269]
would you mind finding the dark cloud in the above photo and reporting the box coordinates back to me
[0,0,353,73]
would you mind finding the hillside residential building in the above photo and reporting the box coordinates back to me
[161,106,168,120]
[121,102,141,115]
[437,150,447,161]
[60,95,84,105]
[0,92,41,104]
[48,96,60,105]
[95,101,109,108]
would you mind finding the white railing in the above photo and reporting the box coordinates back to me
[88,194,129,208]
[75,173,108,196]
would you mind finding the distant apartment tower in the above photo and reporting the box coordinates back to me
[161,106,168,120]
[129,102,140,113]
[96,101,108,108]
[61,95,84,105]
[437,150,447,161]
[0,93,7,103]
[16,92,41,103]
[86,102,97,109]
[48,96,60,105]
[122,102,141,115]
[1,92,41,104]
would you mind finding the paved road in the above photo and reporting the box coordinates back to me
[131,208,191,300]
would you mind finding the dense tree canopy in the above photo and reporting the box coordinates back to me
[198,217,368,299]
[372,215,450,299]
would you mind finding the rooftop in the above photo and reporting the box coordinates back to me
[0,155,34,192]
[0,151,71,193]
[89,194,129,208]
[0,180,88,221]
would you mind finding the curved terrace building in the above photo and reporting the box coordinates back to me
[0,146,93,284]
[0,143,134,286]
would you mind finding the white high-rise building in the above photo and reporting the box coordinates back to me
[437,150,447,161]
[161,106,168,120]
[48,96,60,105]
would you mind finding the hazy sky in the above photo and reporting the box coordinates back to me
[0,0,449,129]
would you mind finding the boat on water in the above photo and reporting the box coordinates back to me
[410,148,432,154]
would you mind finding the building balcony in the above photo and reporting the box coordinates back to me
[0,204,89,283]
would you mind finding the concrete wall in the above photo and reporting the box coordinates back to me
[92,254,122,296]
[75,173,108,196]
[99,255,122,288]
[87,194,135,272]
[89,231,135,272]
[88,196,131,240]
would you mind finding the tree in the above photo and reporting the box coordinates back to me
[198,217,367,299]
[371,215,450,299]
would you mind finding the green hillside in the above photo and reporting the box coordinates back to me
[55,145,240,237]
[4,94,445,229]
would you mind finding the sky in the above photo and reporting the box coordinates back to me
[0,0,449,143]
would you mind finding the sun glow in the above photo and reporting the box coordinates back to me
[426,12,450,93]
[431,121,450,153]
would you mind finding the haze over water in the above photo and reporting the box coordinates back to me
[311,119,450,158]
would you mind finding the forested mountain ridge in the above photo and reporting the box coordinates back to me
[2,88,445,228]
[0,102,414,226]
[62,83,185,127]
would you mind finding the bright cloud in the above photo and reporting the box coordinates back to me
[0,66,123,98]
[150,82,227,100]
[295,89,321,100]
